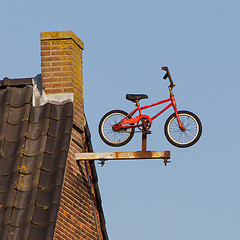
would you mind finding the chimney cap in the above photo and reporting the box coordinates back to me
[40,31,84,49]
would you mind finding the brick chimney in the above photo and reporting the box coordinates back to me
[40,31,106,240]
[40,31,85,130]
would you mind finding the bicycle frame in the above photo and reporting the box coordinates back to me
[113,88,185,131]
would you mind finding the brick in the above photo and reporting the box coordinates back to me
[41,45,51,51]
[63,87,74,93]
[62,55,73,61]
[41,56,62,62]
[50,45,62,50]
[51,50,72,56]
[52,61,72,67]
[62,66,73,71]
[42,77,63,83]
[41,41,50,46]
[50,72,72,78]
[41,62,51,67]
[41,72,52,78]
[41,51,51,56]
[44,88,63,94]
[42,67,61,72]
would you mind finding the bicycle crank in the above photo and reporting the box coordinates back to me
[137,117,151,131]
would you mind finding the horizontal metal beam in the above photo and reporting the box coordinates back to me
[76,151,170,161]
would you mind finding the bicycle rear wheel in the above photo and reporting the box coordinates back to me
[99,110,135,147]
[164,110,202,148]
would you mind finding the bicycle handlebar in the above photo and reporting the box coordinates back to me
[161,66,175,88]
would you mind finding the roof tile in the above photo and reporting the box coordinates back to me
[36,187,61,208]
[17,171,41,192]
[0,105,10,125]
[0,189,16,208]
[10,86,33,108]
[0,156,22,176]
[7,223,31,240]
[50,101,73,120]
[41,152,67,172]
[1,139,25,158]
[29,103,51,123]
[0,172,19,193]
[5,121,28,142]
[20,154,43,174]
[0,207,12,225]
[0,225,9,240]
[39,168,65,190]
[24,136,47,157]
[48,117,72,137]
[26,119,49,140]
[14,188,38,209]
[45,135,71,154]
[0,77,32,87]
[29,223,55,240]
[10,206,34,227]
[0,122,7,140]
[8,104,31,125]
[32,205,59,225]
[0,88,11,106]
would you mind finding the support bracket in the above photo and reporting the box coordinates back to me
[76,150,170,166]
[76,126,171,166]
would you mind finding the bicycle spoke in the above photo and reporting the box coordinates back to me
[101,112,133,145]
[167,113,199,145]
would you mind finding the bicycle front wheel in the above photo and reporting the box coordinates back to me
[99,110,135,147]
[164,110,202,148]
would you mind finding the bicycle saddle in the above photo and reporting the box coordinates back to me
[126,94,148,102]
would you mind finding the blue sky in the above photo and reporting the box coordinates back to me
[1,1,240,239]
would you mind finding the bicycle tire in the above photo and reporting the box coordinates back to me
[99,110,135,147]
[164,110,202,148]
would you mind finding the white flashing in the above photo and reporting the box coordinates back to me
[32,76,48,107]
[32,75,73,106]
[47,93,74,104]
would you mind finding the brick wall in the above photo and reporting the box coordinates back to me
[41,31,105,240]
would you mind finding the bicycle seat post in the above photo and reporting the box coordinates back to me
[135,100,143,115]
[141,121,151,152]
[142,131,147,152]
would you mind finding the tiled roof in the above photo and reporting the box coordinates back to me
[0,79,73,239]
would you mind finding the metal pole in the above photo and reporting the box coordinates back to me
[142,131,147,152]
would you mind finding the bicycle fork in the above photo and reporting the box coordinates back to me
[170,92,186,132]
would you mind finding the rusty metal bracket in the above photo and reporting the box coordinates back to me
[98,159,107,167]
[163,158,171,166]
[76,151,170,166]
[76,125,171,166]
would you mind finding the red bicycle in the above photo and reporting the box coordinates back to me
[99,66,202,148]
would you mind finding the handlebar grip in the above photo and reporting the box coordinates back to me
[162,66,169,80]
[163,73,168,80]
[161,66,175,87]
